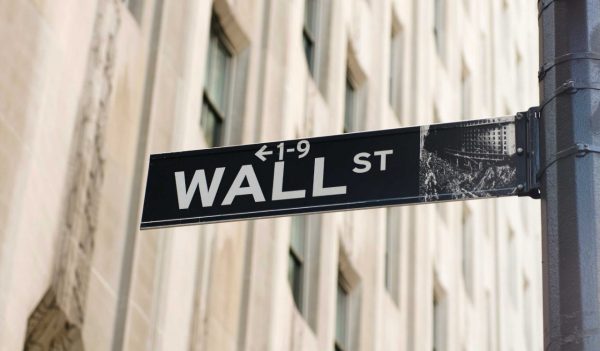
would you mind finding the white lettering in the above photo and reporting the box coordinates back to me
[374,150,394,171]
[222,165,266,205]
[175,168,225,209]
[352,152,371,173]
[312,157,347,197]
[272,161,306,200]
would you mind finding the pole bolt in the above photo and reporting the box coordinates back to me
[517,147,524,155]
[517,184,525,191]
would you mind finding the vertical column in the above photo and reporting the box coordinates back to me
[24,0,121,348]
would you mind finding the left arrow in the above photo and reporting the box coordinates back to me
[255,145,273,162]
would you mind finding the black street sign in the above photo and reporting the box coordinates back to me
[141,115,533,229]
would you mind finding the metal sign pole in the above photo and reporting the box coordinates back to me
[538,0,600,349]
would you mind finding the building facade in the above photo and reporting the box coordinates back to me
[0,0,542,350]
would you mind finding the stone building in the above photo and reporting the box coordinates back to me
[0,0,542,350]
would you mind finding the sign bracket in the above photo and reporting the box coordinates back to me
[517,107,542,199]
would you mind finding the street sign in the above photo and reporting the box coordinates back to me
[140,115,533,229]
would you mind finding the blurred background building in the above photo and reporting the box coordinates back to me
[0,0,542,350]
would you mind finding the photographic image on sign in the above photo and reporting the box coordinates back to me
[141,116,527,229]
[419,118,517,201]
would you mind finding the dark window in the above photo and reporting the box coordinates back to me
[462,206,474,299]
[433,293,440,351]
[385,208,401,304]
[433,0,445,60]
[288,216,307,313]
[335,274,349,351]
[389,25,403,118]
[124,0,143,22]
[344,76,357,133]
[461,63,471,118]
[201,16,232,147]
[304,0,318,75]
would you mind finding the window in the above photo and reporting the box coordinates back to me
[523,277,533,350]
[486,292,493,350]
[433,293,440,351]
[500,1,510,62]
[389,22,404,119]
[335,274,350,351]
[433,0,446,61]
[344,76,357,133]
[508,228,518,306]
[344,49,367,133]
[335,247,361,351]
[289,215,322,329]
[480,33,490,108]
[201,15,233,147]
[515,51,524,105]
[461,62,471,119]
[462,205,474,299]
[385,207,401,304]
[433,288,446,351]
[289,216,307,313]
[123,0,143,22]
[304,0,318,75]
